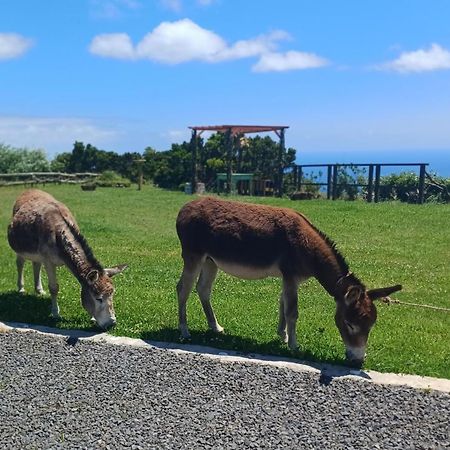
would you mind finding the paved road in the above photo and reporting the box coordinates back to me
[0,329,449,449]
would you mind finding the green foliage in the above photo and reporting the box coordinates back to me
[379,172,450,203]
[152,142,192,189]
[96,170,131,187]
[145,133,297,191]
[0,185,448,378]
[0,143,50,173]
[336,165,366,200]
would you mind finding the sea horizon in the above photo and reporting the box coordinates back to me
[295,149,450,178]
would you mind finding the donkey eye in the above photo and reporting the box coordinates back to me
[345,320,355,332]
[96,297,103,303]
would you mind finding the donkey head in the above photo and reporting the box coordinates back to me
[334,279,402,365]
[81,264,128,330]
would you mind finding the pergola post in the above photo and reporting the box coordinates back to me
[190,129,197,194]
[277,128,285,197]
[225,128,233,195]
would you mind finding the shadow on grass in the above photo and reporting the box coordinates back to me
[140,326,349,369]
[0,291,57,326]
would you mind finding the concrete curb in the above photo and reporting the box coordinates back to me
[1,320,449,394]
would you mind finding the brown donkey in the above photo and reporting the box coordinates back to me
[176,196,401,364]
[8,189,127,329]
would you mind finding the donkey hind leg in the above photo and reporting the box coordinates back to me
[282,277,300,350]
[16,255,26,294]
[44,262,60,318]
[277,292,288,343]
[196,257,223,334]
[177,254,204,339]
[33,262,45,295]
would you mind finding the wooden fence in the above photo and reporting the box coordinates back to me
[0,172,99,187]
[293,163,429,204]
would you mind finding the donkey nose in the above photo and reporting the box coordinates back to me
[102,318,117,330]
[345,347,366,367]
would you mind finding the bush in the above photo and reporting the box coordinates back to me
[96,170,131,187]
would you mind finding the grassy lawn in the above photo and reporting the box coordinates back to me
[0,184,449,378]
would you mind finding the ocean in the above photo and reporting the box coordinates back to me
[295,149,450,178]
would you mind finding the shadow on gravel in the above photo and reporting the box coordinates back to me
[139,326,367,378]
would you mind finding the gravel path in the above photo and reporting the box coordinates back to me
[0,330,449,450]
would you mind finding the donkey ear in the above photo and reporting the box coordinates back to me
[104,264,128,277]
[344,286,363,306]
[368,284,402,301]
[86,270,99,284]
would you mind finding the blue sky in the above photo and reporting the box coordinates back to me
[1,0,450,174]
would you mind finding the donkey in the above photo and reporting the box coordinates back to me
[176,196,401,364]
[7,189,127,329]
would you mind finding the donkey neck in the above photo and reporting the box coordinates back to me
[56,222,102,283]
[308,231,350,297]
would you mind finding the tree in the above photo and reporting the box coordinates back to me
[0,143,50,173]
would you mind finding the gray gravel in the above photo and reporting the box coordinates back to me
[0,330,449,450]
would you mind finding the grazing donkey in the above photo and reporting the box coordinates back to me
[8,189,127,329]
[176,197,401,364]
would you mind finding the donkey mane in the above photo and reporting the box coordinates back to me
[295,211,351,276]
[57,217,103,271]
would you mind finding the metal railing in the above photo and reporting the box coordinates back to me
[293,163,429,204]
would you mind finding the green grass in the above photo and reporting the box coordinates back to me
[0,184,449,378]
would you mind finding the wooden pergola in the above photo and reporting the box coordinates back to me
[189,124,289,196]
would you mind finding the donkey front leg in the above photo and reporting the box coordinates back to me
[16,255,26,294]
[33,262,45,295]
[44,262,60,318]
[176,254,204,339]
[196,258,223,334]
[277,292,288,343]
[282,277,300,350]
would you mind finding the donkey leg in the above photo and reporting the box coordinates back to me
[16,255,26,294]
[177,254,204,339]
[196,257,223,333]
[33,262,45,295]
[282,277,300,350]
[277,292,288,343]
[44,263,60,318]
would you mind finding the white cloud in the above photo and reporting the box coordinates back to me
[136,19,226,63]
[252,50,329,72]
[89,19,327,71]
[90,0,141,19]
[89,33,135,59]
[0,116,119,156]
[0,33,33,60]
[377,43,450,73]
[216,30,290,62]
[160,0,182,12]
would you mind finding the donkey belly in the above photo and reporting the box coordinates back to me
[210,257,282,280]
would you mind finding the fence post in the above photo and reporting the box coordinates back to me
[367,164,374,203]
[293,166,298,189]
[332,165,338,200]
[190,129,197,194]
[298,166,303,191]
[327,165,332,199]
[225,128,233,195]
[374,165,381,203]
[418,164,426,204]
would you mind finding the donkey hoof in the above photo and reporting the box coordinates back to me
[51,311,61,319]
[18,288,26,295]
[212,324,224,334]
[278,331,288,343]
[179,327,191,340]
[36,289,46,296]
